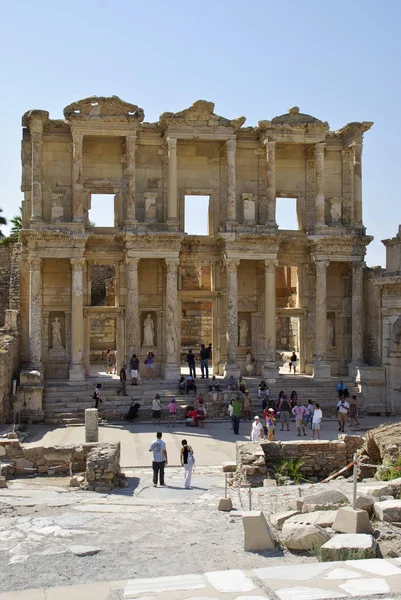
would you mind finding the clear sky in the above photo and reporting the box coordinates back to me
[1,0,400,266]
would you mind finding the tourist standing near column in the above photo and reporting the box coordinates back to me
[312,402,323,440]
[199,344,209,378]
[146,351,155,378]
[130,354,139,385]
[180,439,195,489]
[117,364,128,396]
[152,393,162,425]
[93,383,102,409]
[149,431,167,487]
[186,349,196,378]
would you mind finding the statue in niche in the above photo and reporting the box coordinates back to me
[143,313,155,346]
[245,349,255,374]
[327,316,335,347]
[239,320,249,347]
[51,317,64,349]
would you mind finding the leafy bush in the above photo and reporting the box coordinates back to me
[274,458,310,485]
[376,457,401,481]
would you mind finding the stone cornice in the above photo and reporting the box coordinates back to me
[64,96,144,123]
[159,99,246,132]
[310,234,373,260]
[375,275,401,287]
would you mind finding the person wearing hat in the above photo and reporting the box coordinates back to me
[152,393,162,425]
[250,416,263,441]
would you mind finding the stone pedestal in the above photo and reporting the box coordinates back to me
[333,507,372,534]
[164,259,181,379]
[224,259,240,377]
[313,361,332,380]
[85,409,99,443]
[242,511,275,551]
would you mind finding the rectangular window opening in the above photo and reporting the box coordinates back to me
[276,197,299,231]
[184,195,209,235]
[88,194,115,228]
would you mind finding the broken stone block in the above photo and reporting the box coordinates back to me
[286,510,337,529]
[332,507,372,534]
[222,461,237,473]
[280,521,331,551]
[356,494,375,515]
[0,476,7,488]
[270,510,300,530]
[302,489,349,512]
[374,499,401,523]
[242,511,275,551]
[69,545,102,557]
[320,533,377,561]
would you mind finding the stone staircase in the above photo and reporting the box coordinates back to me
[42,375,361,425]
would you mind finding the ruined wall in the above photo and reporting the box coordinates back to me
[0,245,11,327]
[0,319,19,423]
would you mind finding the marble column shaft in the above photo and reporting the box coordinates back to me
[70,259,85,376]
[165,259,180,364]
[125,258,139,359]
[31,123,44,221]
[72,132,84,222]
[29,257,42,366]
[266,140,276,224]
[264,260,277,363]
[315,260,329,361]
[226,138,237,222]
[225,259,239,365]
[351,261,364,364]
[167,137,178,221]
[125,133,137,222]
[353,142,363,225]
[315,143,326,225]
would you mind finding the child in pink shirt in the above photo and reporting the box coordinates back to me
[168,398,177,427]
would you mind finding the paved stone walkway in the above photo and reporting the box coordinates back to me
[1,559,401,599]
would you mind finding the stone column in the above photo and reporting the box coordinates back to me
[30,121,44,221]
[224,259,240,377]
[262,260,279,378]
[167,137,178,222]
[315,143,326,227]
[72,131,84,222]
[353,142,363,226]
[69,258,85,381]
[226,137,237,223]
[28,257,42,368]
[349,261,365,378]
[125,133,137,224]
[85,408,99,443]
[125,257,139,360]
[314,260,331,379]
[266,140,276,226]
[164,258,181,379]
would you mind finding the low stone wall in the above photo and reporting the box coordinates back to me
[0,313,19,424]
[235,435,365,486]
[0,439,123,492]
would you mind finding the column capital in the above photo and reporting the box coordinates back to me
[315,142,326,155]
[72,130,83,145]
[126,132,137,143]
[167,137,177,150]
[314,259,329,270]
[28,256,42,271]
[165,257,179,271]
[264,138,276,149]
[70,258,85,272]
[352,261,365,274]
[264,259,278,272]
[225,258,240,272]
[125,256,140,269]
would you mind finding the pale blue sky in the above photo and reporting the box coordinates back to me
[1,0,400,266]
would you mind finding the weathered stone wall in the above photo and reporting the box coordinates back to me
[9,242,21,313]
[0,318,19,424]
[364,267,382,366]
[235,435,364,486]
[181,301,212,348]
[0,439,123,492]
[0,245,11,327]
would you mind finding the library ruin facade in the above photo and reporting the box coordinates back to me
[3,95,401,418]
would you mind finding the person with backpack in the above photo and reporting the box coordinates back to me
[93,383,102,409]
[180,439,195,489]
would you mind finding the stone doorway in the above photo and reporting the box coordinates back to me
[180,301,213,370]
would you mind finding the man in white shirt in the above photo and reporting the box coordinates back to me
[149,431,168,487]
[312,402,323,440]
[337,397,349,433]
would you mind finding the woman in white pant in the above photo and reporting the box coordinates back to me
[180,439,194,489]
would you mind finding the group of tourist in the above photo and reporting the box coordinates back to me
[185,344,213,378]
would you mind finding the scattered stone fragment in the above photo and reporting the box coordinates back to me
[374,499,401,523]
[302,489,348,512]
[69,545,102,557]
[356,495,374,515]
[280,521,331,551]
[320,533,377,561]
[332,507,372,534]
[286,510,337,528]
[270,510,300,530]
[242,511,276,551]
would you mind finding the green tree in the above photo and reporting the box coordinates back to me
[10,207,22,235]
[0,208,6,238]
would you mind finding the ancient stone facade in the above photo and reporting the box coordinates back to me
[16,97,373,397]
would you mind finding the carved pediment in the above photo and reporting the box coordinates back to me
[63,96,144,123]
[159,100,246,130]
[258,106,328,133]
